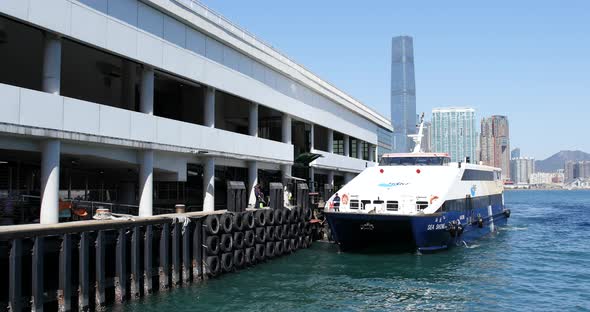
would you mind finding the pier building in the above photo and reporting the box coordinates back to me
[0,0,391,224]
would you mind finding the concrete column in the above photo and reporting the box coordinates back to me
[343,135,350,157]
[282,114,292,144]
[369,145,375,162]
[139,150,153,217]
[327,171,335,187]
[140,67,154,115]
[309,167,315,192]
[203,157,215,211]
[357,140,363,159]
[42,33,61,95]
[40,140,60,224]
[281,164,291,183]
[248,161,258,207]
[327,129,334,154]
[204,87,215,128]
[310,124,315,151]
[249,102,258,137]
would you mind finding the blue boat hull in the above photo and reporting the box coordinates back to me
[325,204,508,253]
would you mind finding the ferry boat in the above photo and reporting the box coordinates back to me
[324,114,510,253]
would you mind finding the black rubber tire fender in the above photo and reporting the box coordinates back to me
[274,225,283,240]
[290,238,298,251]
[233,213,244,232]
[265,226,275,241]
[245,247,256,265]
[255,244,265,261]
[274,209,283,225]
[304,207,313,221]
[233,231,244,250]
[290,224,299,237]
[221,252,233,272]
[255,227,266,243]
[205,256,220,276]
[281,209,290,225]
[274,241,283,256]
[244,211,255,229]
[254,210,266,227]
[282,224,291,238]
[220,234,233,253]
[283,239,291,253]
[305,235,312,248]
[204,235,220,255]
[233,249,245,268]
[290,208,299,223]
[244,230,255,247]
[265,241,275,258]
[204,215,220,235]
[220,213,234,233]
[264,209,275,225]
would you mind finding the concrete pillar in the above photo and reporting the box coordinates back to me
[310,124,315,151]
[309,167,315,192]
[369,145,375,162]
[327,129,334,153]
[282,114,292,144]
[327,171,334,187]
[40,140,60,224]
[357,140,363,159]
[204,87,215,128]
[249,102,258,137]
[343,135,350,157]
[42,33,61,95]
[140,67,154,115]
[248,161,258,207]
[203,157,215,212]
[281,164,291,183]
[139,150,153,217]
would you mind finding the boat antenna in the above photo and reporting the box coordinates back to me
[408,112,425,153]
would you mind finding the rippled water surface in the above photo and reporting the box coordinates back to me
[121,190,590,311]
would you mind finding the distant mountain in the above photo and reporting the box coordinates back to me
[535,150,590,172]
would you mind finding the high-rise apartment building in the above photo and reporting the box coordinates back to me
[511,148,521,159]
[511,157,535,184]
[391,36,416,153]
[480,116,511,180]
[431,107,477,162]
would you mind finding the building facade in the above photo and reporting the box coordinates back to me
[511,157,535,184]
[511,148,521,159]
[390,36,416,153]
[0,0,390,224]
[377,126,393,161]
[565,161,590,182]
[431,107,477,162]
[480,115,511,180]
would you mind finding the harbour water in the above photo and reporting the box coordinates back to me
[120,190,590,311]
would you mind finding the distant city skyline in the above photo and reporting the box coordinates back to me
[201,0,590,159]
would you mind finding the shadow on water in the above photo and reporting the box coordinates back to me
[120,190,590,312]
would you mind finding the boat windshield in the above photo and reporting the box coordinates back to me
[379,157,450,166]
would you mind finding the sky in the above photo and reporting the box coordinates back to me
[201,0,590,160]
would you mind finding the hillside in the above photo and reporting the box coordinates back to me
[535,150,590,172]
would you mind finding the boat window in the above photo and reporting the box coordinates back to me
[461,169,494,181]
[350,200,359,209]
[416,201,429,210]
[373,200,384,204]
[361,200,371,210]
[386,201,399,211]
[379,157,449,166]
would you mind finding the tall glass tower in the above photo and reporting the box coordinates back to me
[431,107,477,162]
[391,36,417,152]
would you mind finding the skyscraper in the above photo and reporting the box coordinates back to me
[511,148,521,159]
[480,116,511,180]
[431,107,477,162]
[511,157,535,184]
[391,36,417,152]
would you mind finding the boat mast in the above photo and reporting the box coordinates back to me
[408,112,425,153]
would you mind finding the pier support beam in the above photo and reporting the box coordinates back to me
[281,164,291,185]
[309,167,315,192]
[368,144,375,162]
[356,140,362,159]
[139,150,154,217]
[40,139,60,224]
[43,33,61,95]
[248,161,258,208]
[140,66,154,115]
[203,157,215,212]
[327,171,335,188]
[204,87,215,128]
[343,135,350,157]
[249,102,258,137]
[310,124,315,151]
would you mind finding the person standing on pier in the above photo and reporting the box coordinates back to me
[333,193,341,212]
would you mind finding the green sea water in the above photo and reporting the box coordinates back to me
[119,190,590,311]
